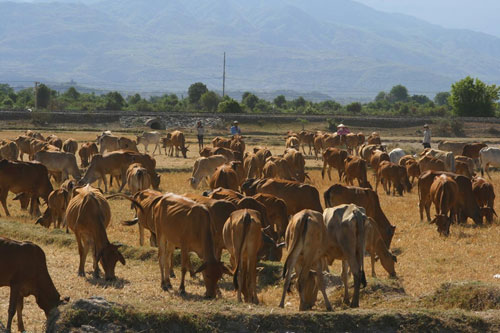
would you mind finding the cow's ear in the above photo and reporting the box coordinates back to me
[194,262,207,274]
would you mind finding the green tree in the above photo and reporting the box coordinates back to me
[0,84,13,95]
[375,91,387,102]
[36,84,52,109]
[63,86,80,100]
[127,93,141,105]
[217,97,242,113]
[346,102,362,114]
[450,76,500,117]
[188,82,208,104]
[242,93,259,110]
[273,95,286,108]
[200,91,220,112]
[389,84,409,102]
[434,91,451,106]
[411,95,431,104]
[293,96,306,108]
[104,91,126,110]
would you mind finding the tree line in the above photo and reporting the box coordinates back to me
[0,77,498,117]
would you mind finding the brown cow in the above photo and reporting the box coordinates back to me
[359,144,385,165]
[297,130,314,155]
[209,164,240,191]
[46,134,63,149]
[243,152,261,179]
[25,130,44,140]
[321,147,348,181]
[367,132,381,145]
[223,209,263,304]
[455,155,475,176]
[399,154,416,167]
[284,149,307,182]
[0,237,66,332]
[242,178,322,215]
[365,218,397,278]
[279,209,332,311]
[212,136,232,148]
[253,147,272,173]
[97,133,119,154]
[79,150,160,192]
[152,193,231,297]
[377,161,411,195]
[322,133,341,150]
[342,133,359,155]
[262,157,296,181]
[417,171,482,225]
[430,175,459,236]
[472,177,496,223]
[370,150,390,173]
[0,160,53,216]
[285,136,300,151]
[0,140,19,160]
[323,204,368,307]
[62,138,78,155]
[118,137,139,152]
[455,160,472,178]
[206,187,244,204]
[14,135,32,161]
[323,184,395,248]
[253,193,288,239]
[78,142,99,168]
[170,130,189,158]
[126,163,151,194]
[462,143,487,160]
[344,156,372,189]
[66,185,126,280]
[313,133,324,159]
[35,188,70,229]
[230,135,245,155]
[418,154,446,173]
[406,159,421,184]
[161,133,174,156]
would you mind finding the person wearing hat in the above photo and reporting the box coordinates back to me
[196,120,204,151]
[422,124,431,148]
[230,120,241,135]
[336,124,350,136]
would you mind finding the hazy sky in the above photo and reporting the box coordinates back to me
[354,0,500,37]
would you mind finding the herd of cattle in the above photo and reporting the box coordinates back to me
[0,128,498,332]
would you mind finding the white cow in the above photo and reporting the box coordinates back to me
[137,131,161,154]
[479,147,500,179]
[189,155,228,189]
[389,148,406,164]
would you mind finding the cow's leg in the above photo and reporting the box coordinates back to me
[30,195,41,217]
[179,246,189,295]
[6,286,19,333]
[321,160,328,179]
[138,223,145,246]
[316,261,332,311]
[117,170,127,193]
[341,260,350,305]
[152,143,159,155]
[370,250,377,277]
[76,236,88,277]
[486,163,492,179]
[0,188,10,216]
[16,294,25,332]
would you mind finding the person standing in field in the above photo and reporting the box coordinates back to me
[196,120,204,151]
[422,124,431,148]
[230,120,241,136]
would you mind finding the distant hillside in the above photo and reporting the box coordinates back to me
[1,0,500,98]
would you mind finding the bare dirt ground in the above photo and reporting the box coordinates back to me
[0,124,499,332]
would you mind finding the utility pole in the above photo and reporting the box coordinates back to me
[222,52,226,97]
[34,81,40,110]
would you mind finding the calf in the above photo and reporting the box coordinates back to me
[321,147,348,181]
[0,237,66,332]
[223,209,263,304]
[126,163,151,194]
[344,156,372,189]
[279,209,332,311]
[323,204,368,307]
[78,142,98,167]
[35,188,70,229]
[472,177,496,223]
[430,175,459,236]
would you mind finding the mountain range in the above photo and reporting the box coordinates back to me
[1,0,500,99]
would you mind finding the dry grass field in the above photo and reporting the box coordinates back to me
[0,126,499,332]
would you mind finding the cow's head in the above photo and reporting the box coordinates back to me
[194,261,231,299]
[181,145,189,158]
[35,210,52,228]
[431,214,451,236]
[189,176,200,189]
[298,270,320,311]
[480,207,497,223]
[97,243,126,281]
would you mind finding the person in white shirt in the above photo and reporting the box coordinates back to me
[196,121,204,151]
[422,124,431,149]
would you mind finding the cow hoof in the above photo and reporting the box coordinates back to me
[170,271,176,278]
[179,289,186,296]
[161,283,172,291]
[78,272,85,277]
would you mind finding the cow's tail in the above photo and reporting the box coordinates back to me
[282,213,308,279]
[356,211,367,288]
[105,193,145,213]
[480,152,484,176]
[233,211,251,290]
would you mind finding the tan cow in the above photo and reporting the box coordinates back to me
[472,177,496,223]
[137,131,161,154]
[78,142,98,167]
[253,147,272,173]
[62,138,78,154]
[420,148,455,172]
[455,155,475,176]
[313,133,324,159]
[323,204,368,307]
[285,136,300,151]
[170,130,189,158]
[66,185,125,280]
[46,134,63,149]
[406,159,421,184]
[455,160,472,178]
[0,160,53,216]
[35,188,70,229]
[0,139,19,160]
[437,141,468,157]
[243,152,260,179]
[118,137,139,152]
[359,144,385,165]
[284,149,307,182]
[230,135,245,154]
[367,132,381,145]
[322,133,341,150]
[126,163,151,194]
[342,133,360,155]
[262,157,296,181]
[97,133,119,154]
[279,209,332,311]
[323,183,396,248]
[418,154,446,173]
[152,193,230,297]
[25,130,44,140]
[370,150,390,174]
[344,156,372,189]
[430,175,459,236]
[190,155,228,189]
[377,161,412,195]
[322,148,348,181]
[399,154,416,167]
[212,136,231,148]
[0,237,66,332]
[34,150,81,182]
[223,209,263,304]
[209,164,240,191]
[242,178,322,215]
[364,218,397,278]
[161,133,174,156]
[297,130,314,155]
[14,135,32,160]
[252,193,289,239]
